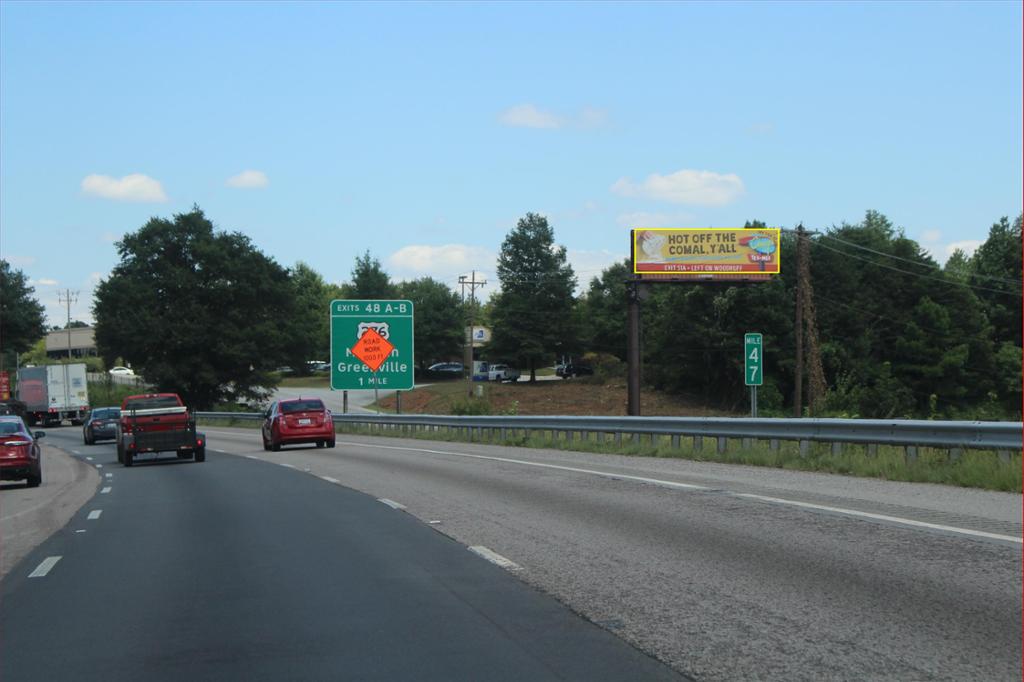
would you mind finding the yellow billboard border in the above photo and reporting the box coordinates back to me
[632,227,782,275]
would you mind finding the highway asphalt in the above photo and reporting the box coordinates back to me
[0,426,682,682]
[3,424,1020,681]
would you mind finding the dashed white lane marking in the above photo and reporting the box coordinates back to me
[87,510,102,520]
[378,498,406,510]
[105,473,113,478]
[96,464,103,469]
[319,476,341,484]
[28,556,62,578]
[75,530,86,533]
[341,441,1019,545]
[101,487,112,494]
[72,450,81,455]
[279,463,296,469]
[469,546,521,571]
[86,457,93,461]
[733,493,1024,544]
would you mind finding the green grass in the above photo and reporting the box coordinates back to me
[278,375,330,388]
[87,381,143,408]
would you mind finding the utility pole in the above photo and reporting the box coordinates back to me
[458,271,486,397]
[793,226,804,417]
[58,289,79,359]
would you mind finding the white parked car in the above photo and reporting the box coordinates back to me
[108,366,135,376]
[488,364,521,382]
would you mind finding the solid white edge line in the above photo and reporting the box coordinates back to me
[378,498,407,510]
[733,493,1023,544]
[87,510,102,520]
[28,556,62,578]
[339,441,1021,544]
[319,476,341,484]
[100,487,112,494]
[279,463,296,469]
[244,455,259,460]
[469,546,521,571]
[336,441,709,492]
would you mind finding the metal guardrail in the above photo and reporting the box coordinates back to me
[196,412,1022,453]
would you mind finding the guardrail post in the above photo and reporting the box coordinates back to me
[905,446,918,462]
[717,437,727,454]
[769,439,779,451]
[671,434,680,448]
[693,436,702,452]
[632,432,640,445]
[831,442,843,456]
[615,432,622,446]
[500,427,507,441]
[741,438,752,450]
[799,440,810,458]
[867,443,877,457]
[998,450,1011,463]
[948,447,962,462]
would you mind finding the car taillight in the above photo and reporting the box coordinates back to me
[196,438,204,446]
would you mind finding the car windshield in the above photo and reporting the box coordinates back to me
[281,400,325,414]
[124,396,180,411]
[92,408,120,419]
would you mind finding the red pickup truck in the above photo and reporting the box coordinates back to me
[116,393,206,467]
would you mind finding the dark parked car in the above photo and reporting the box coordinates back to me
[557,363,594,378]
[0,416,45,487]
[83,407,121,445]
[261,398,335,451]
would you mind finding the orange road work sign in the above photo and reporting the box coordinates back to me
[350,327,395,372]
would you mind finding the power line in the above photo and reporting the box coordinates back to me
[812,240,1022,298]
[817,232,1022,287]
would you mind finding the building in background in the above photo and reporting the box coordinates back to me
[45,326,97,359]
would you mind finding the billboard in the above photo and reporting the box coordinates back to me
[632,228,781,276]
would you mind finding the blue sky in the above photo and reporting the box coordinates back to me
[2,1,1021,326]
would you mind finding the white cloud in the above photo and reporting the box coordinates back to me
[944,240,983,259]
[387,244,496,291]
[921,229,942,243]
[226,170,269,189]
[30,278,58,286]
[88,272,105,286]
[611,169,745,206]
[498,104,564,129]
[616,211,696,228]
[81,173,167,202]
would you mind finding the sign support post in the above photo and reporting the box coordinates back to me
[744,333,763,418]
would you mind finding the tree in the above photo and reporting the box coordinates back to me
[578,259,630,361]
[969,215,1022,348]
[398,277,463,368]
[0,260,46,367]
[93,207,299,409]
[489,213,577,380]
[344,251,397,299]
[287,262,332,373]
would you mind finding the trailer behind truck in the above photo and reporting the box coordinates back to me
[16,364,90,426]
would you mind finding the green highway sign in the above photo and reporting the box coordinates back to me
[330,299,414,390]
[744,332,763,387]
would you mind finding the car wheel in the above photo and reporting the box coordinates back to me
[177,450,192,459]
[327,439,336,448]
[194,446,206,463]
[116,443,123,463]
[316,440,325,448]
[271,440,281,452]
[124,449,133,467]
[84,432,92,445]
[262,434,270,451]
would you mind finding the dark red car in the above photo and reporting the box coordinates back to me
[0,416,45,487]
[261,398,335,451]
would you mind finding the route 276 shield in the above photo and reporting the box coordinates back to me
[357,322,390,340]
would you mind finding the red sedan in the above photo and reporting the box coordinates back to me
[0,416,45,487]
[261,398,335,451]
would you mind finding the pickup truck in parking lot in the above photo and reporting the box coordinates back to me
[488,364,521,382]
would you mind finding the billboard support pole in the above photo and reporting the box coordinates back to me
[627,279,642,416]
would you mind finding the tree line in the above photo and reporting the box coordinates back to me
[1,206,1019,417]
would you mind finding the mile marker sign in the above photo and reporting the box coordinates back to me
[744,333,763,386]
[331,300,414,390]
